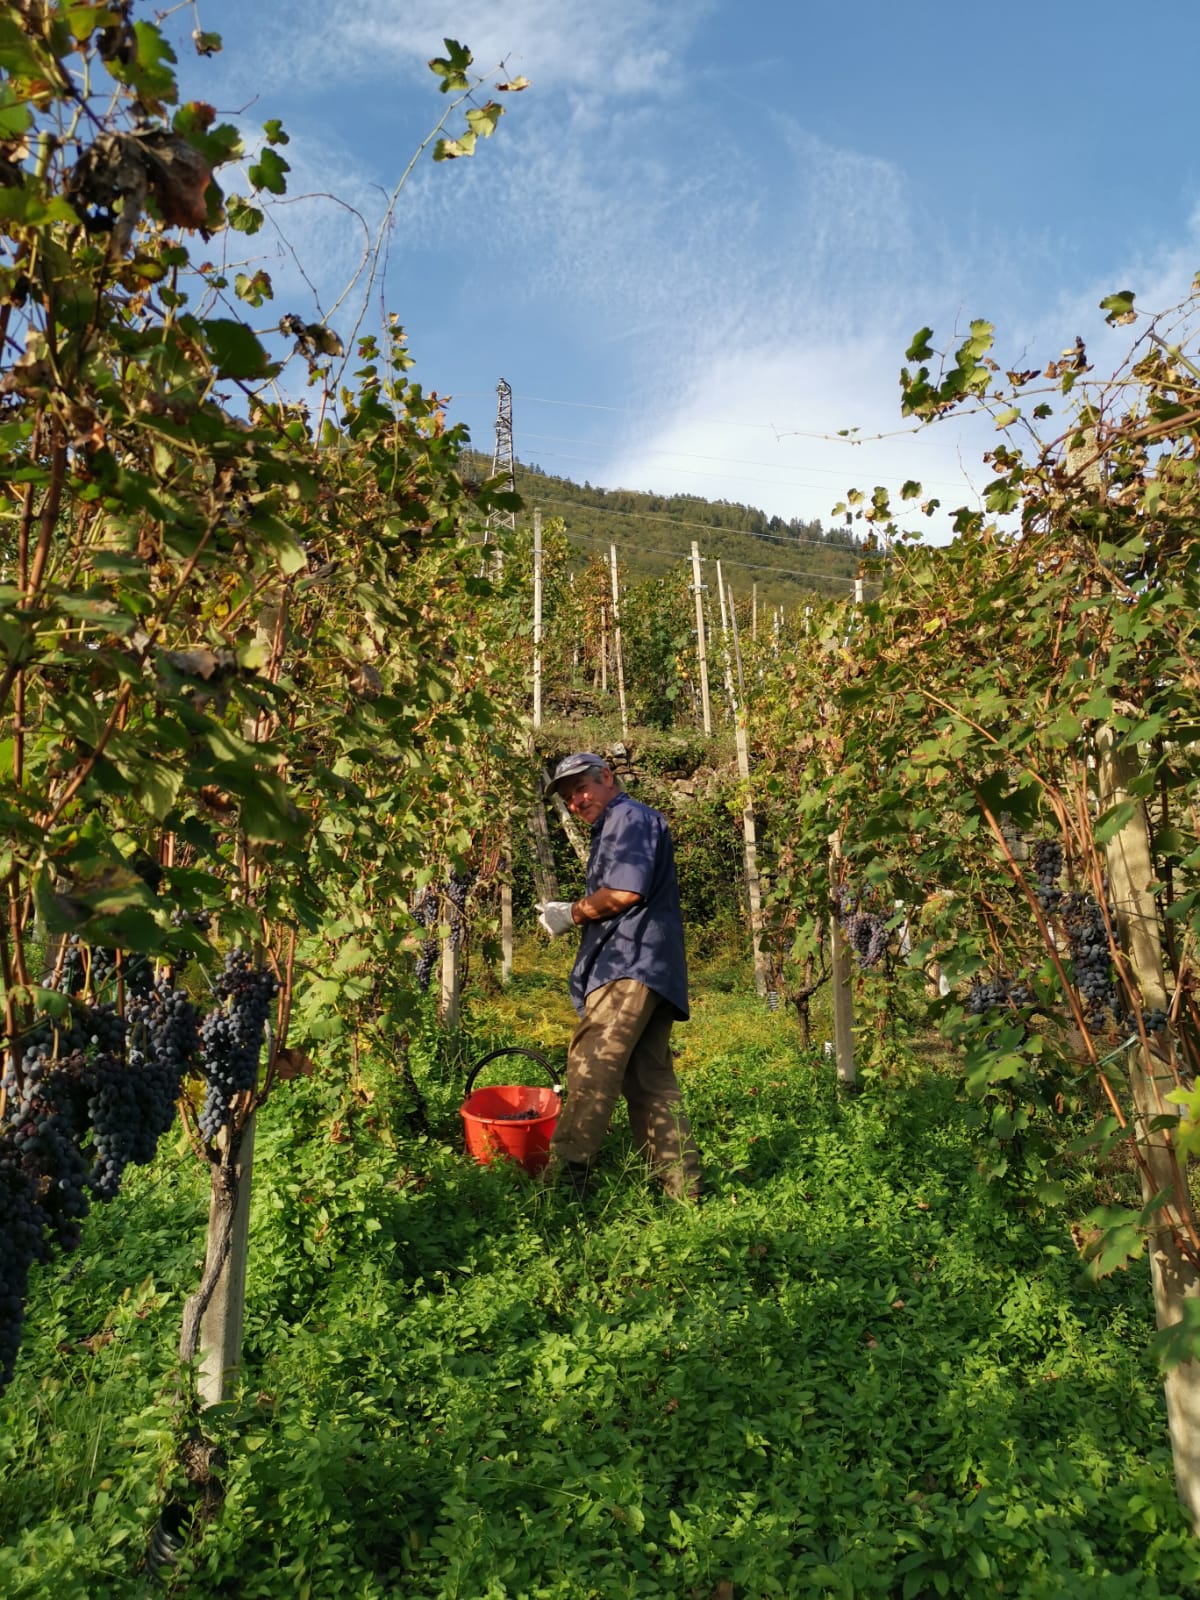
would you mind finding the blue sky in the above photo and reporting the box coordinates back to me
[176,1,1200,538]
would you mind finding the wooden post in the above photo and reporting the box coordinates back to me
[728,579,747,706]
[439,933,461,1028]
[752,582,758,642]
[690,542,712,737]
[737,713,769,998]
[828,834,856,1088]
[500,844,513,985]
[600,602,608,696]
[714,579,769,996]
[609,543,629,741]
[716,558,729,640]
[569,572,580,675]
[1098,725,1200,1530]
[532,509,543,731]
[526,730,560,906]
[191,1118,255,1406]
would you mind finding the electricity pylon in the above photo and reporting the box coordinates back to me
[482,378,516,574]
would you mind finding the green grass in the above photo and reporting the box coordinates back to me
[1,953,1197,1598]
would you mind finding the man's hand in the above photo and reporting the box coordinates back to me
[537,900,576,938]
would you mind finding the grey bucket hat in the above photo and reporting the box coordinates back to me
[544,751,608,798]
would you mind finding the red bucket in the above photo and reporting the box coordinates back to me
[461,1047,562,1174]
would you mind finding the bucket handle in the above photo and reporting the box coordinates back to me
[465,1046,563,1100]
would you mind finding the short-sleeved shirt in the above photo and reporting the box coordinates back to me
[569,791,689,1021]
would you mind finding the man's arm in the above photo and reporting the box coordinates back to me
[571,887,641,924]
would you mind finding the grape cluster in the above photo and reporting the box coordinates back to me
[43,934,87,997]
[41,938,156,1002]
[88,947,117,992]
[414,941,438,991]
[0,1146,43,1391]
[198,952,278,1141]
[1060,892,1119,1029]
[831,886,889,971]
[965,977,1034,1016]
[171,907,213,933]
[89,982,200,1199]
[412,889,439,991]
[4,1046,92,1253]
[1031,840,1064,914]
[0,969,207,1394]
[445,869,475,953]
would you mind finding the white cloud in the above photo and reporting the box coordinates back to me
[600,334,993,534]
[279,0,712,98]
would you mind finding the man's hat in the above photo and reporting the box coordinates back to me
[544,751,608,798]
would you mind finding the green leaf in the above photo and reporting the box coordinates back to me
[1100,289,1137,327]
[0,83,32,140]
[464,102,503,139]
[246,511,308,574]
[434,133,477,161]
[262,118,290,146]
[202,317,274,379]
[235,269,273,307]
[983,477,1021,515]
[132,761,185,822]
[1082,1206,1147,1279]
[1093,798,1138,846]
[0,188,81,226]
[226,195,264,235]
[0,17,45,75]
[428,38,473,92]
[906,327,934,362]
[107,20,179,112]
[248,147,289,195]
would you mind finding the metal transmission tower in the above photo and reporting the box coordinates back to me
[482,378,516,573]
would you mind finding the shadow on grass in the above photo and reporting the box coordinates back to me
[206,1065,1200,1599]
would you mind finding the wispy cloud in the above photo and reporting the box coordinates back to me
[258,0,711,99]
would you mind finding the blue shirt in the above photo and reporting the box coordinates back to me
[569,791,689,1021]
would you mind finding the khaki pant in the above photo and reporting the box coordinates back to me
[550,979,702,1198]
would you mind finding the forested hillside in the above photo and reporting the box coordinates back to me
[461,450,872,608]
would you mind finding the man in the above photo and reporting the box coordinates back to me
[537,752,703,1201]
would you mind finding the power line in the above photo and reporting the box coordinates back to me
[450,387,939,448]
[517,428,972,493]
[515,444,874,499]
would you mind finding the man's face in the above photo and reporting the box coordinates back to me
[558,766,619,825]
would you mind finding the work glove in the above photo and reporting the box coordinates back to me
[537,900,576,938]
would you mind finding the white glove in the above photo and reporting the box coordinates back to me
[537,900,576,938]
